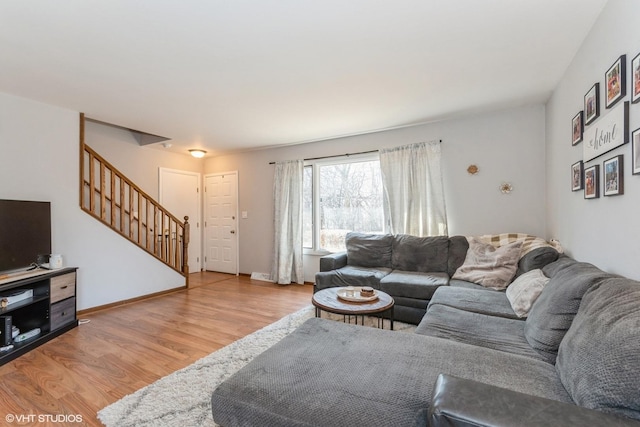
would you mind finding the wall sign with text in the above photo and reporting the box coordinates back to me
[583,101,629,162]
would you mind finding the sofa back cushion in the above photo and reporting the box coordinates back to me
[392,234,449,272]
[346,232,393,269]
[541,254,578,278]
[447,235,469,277]
[556,277,640,421]
[524,261,612,363]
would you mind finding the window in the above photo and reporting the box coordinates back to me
[303,154,384,253]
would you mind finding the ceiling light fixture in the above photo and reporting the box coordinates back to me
[189,149,207,158]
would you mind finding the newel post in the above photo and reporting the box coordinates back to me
[183,216,190,287]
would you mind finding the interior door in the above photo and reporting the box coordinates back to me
[159,168,201,273]
[205,172,238,274]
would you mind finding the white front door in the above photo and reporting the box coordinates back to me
[159,168,201,273]
[205,172,238,274]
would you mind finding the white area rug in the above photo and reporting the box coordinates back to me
[97,305,415,427]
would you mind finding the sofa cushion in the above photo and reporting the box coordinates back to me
[416,305,546,362]
[556,277,640,421]
[211,318,571,427]
[391,234,449,273]
[541,254,578,278]
[524,261,612,364]
[380,270,448,300]
[392,299,430,325]
[345,232,393,269]
[516,246,559,277]
[506,269,549,318]
[452,238,523,290]
[314,266,391,290]
[448,279,487,291]
[428,286,519,320]
[447,235,469,277]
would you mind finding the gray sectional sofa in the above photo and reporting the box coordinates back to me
[211,234,640,426]
[315,232,559,324]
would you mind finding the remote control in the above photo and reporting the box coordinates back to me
[13,327,41,343]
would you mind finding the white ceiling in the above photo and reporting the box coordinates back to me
[0,1,608,157]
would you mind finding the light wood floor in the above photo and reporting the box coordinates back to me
[0,273,313,426]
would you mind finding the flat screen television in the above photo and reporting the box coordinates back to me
[0,199,52,274]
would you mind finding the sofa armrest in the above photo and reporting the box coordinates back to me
[319,251,347,272]
[429,374,639,427]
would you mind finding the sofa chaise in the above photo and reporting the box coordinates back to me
[211,236,640,426]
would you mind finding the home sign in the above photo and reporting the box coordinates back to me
[583,101,629,162]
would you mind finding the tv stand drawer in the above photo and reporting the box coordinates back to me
[51,272,76,303]
[51,297,76,331]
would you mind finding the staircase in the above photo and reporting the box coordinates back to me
[78,114,190,284]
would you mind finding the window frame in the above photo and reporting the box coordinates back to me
[303,152,384,255]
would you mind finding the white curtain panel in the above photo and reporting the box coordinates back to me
[271,160,305,284]
[379,141,448,236]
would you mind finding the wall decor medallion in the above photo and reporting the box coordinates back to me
[499,182,513,194]
[466,164,479,175]
[584,165,600,199]
[603,155,624,196]
[583,101,629,162]
[572,111,584,145]
[632,127,640,175]
[584,83,600,126]
[605,54,626,109]
[632,52,640,104]
[571,160,584,191]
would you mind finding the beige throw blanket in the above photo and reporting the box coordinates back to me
[475,233,563,259]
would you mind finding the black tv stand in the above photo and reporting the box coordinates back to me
[0,267,78,365]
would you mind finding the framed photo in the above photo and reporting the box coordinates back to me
[632,52,640,104]
[572,111,583,145]
[571,161,584,191]
[584,83,600,125]
[603,155,624,196]
[584,165,600,199]
[632,127,640,175]
[605,55,626,109]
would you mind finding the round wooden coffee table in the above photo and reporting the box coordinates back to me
[312,287,395,330]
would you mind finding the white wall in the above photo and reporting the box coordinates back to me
[206,104,546,281]
[546,0,640,280]
[0,92,185,310]
[85,120,202,199]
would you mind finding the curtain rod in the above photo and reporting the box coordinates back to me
[268,149,379,165]
[268,140,442,165]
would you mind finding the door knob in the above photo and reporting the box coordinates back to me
[230,230,236,234]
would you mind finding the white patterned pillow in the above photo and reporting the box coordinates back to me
[506,269,549,317]
[452,238,523,290]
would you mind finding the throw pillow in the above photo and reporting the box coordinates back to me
[505,269,549,317]
[452,238,523,290]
